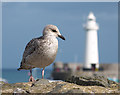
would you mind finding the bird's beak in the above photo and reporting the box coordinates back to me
[58,34,65,40]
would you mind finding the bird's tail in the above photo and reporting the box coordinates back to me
[17,67,22,71]
[17,62,23,71]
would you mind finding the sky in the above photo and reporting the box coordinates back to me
[2,2,118,69]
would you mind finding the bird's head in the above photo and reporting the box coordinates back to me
[43,24,65,40]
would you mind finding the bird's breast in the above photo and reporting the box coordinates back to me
[32,38,58,68]
[37,37,58,59]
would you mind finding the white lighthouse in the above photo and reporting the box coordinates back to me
[84,12,99,70]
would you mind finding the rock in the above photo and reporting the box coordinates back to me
[31,79,50,87]
[0,81,6,88]
[65,88,83,93]
[13,88,27,93]
[49,83,67,93]
[1,82,31,93]
[1,78,120,93]
[65,75,119,88]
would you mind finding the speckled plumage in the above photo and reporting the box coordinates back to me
[18,25,65,71]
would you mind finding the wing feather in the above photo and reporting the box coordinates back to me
[23,38,37,58]
[22,36,45,61]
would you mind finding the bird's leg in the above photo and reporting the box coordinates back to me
[29,69,35,82]
[42,68,45,79]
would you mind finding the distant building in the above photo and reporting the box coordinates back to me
[52,62,118,82]
[83,12,99,70]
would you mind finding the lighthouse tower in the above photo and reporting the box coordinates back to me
[84,12,99,70]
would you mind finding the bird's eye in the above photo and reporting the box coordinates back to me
[52,30,57,32]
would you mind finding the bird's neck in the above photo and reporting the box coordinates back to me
[44,34,57,39]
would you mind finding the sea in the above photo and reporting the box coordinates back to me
[2,68,52,83]
[1,68,119,83]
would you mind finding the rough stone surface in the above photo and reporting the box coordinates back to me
[31,79,50,87]
[65,74,119,88]
[1,78,120,94]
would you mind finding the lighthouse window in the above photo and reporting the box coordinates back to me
[89,19,93,21]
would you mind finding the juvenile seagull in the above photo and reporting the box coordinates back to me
[18,25,65,82]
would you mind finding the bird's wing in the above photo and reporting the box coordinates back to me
[22,36,45,58]
[22,38,39,59]
[18,38,39,70]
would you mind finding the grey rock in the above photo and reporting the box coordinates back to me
[65,75,119,88]
[49,83,66,93]
[31,79,50,87]
[66,88,83,93]
[13,88,27,93]
[2,82,31,93]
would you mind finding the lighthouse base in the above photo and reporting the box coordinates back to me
[83,64,99,71]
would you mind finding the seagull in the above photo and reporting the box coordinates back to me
[17,25,65,82]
